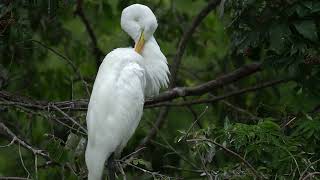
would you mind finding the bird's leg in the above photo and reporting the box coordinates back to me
[116,161,126,180]
[107,153,116,180]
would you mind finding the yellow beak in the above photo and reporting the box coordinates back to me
[134,31,145,54]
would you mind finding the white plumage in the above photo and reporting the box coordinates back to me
[85,4,169,180]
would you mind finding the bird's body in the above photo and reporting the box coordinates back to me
[85,4,169,180]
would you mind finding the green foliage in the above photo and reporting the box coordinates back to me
[228,0,320,93]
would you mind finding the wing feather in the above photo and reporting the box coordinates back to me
[86,48,146,157]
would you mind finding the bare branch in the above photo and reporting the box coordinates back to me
[146,78,290,108]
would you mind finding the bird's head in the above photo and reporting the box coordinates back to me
[121,4,158,54]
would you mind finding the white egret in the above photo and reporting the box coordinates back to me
[85,4,169,180]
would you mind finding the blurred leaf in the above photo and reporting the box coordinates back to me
[294,20,318,41]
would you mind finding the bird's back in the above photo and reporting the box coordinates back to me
[85,48,146,179]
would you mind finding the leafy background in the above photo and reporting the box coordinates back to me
[0,0,319,179]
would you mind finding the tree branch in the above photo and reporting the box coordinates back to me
[137,107,169,149]
[0,63,263,112]
[142,0,222,150]
[0,62,264,114]
[170,0,222,86]
[74,0,104,68]
[145,62,262,105]
[146,78,290,108]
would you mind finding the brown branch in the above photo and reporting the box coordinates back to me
[146,78,290,108]
[187,138,262,179]
[145,62,262,105]
[170,0,221,87]
[74,0,104,68]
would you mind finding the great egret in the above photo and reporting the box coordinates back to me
[85,4,169,180]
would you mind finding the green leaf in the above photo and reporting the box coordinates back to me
[294,20,318,41]
[269,24,290,54]
[131,158,152,169]
[312,2,320,12]
[302,1,313,9]
[296,5,310,17]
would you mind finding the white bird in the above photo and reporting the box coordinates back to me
[85,4,169,180]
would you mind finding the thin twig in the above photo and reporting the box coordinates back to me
[0,136,16,148]
[299,159,320,180]
[0,121,50,159]
[19,143,31,179]
[31,40,90,96]
[137,107,169,149]
[162,165,202,173]
[151,140,199,170]
[51,105,87,133]
[184,106,209,140]
[301,172,320,180]
[116,159,178,179]
[121,147,146,161]
[187,138,262,179]
[0,177,32,180]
